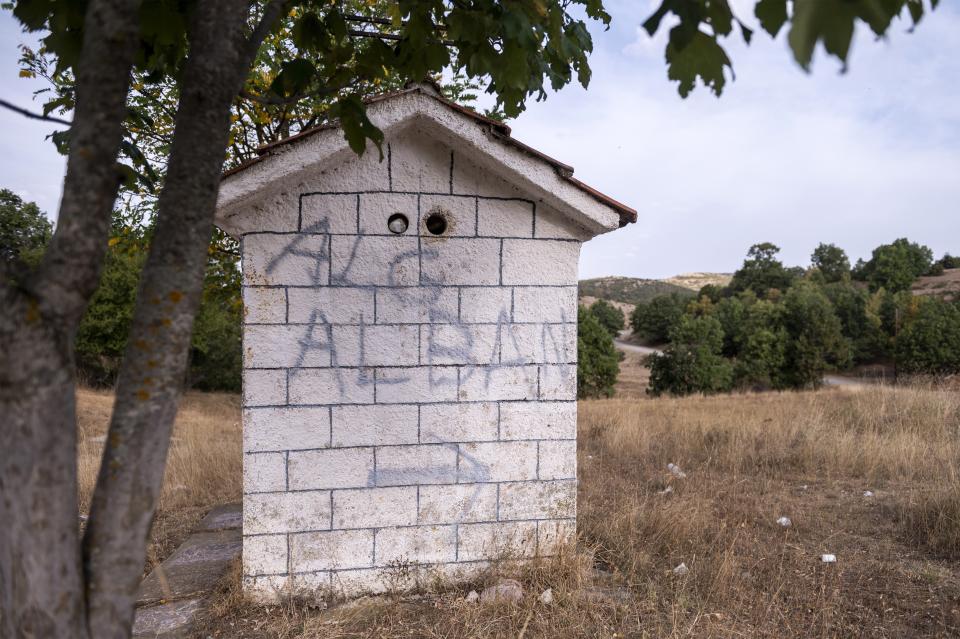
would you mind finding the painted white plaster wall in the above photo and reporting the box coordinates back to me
[238,123,582,601]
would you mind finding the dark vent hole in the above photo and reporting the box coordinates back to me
[425,213,447,236]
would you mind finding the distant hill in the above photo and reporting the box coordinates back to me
[664,272,733,292]
[578,276,694,307]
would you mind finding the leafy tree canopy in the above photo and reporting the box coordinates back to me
[811,242,850,283]
[854,237,935,292]
[642,0,940,97]
[0,188,51,265]
[729,242,798,297]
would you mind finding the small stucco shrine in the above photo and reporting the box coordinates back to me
[215,82,636,600]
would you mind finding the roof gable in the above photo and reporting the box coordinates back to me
[216,85,635,238]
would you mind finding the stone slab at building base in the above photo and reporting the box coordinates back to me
[216,82,635,601]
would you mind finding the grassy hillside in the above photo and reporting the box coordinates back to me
[913,267,960,301]
[578,276,693,307]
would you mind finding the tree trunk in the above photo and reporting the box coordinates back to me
[0,1,142,636]
[81,2,286,635]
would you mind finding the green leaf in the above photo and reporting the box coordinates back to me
[665,29,732,97]
[269,59,316,97]
[788,0,857,71]
[292,13,325,51]
[754,0,788,37]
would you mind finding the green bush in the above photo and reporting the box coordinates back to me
[589,298,625,337]
[895,298,960,375]
[648,315,733,396]
[577,305,619,398]
[630,293,690,344]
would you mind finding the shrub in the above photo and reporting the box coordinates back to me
[577,306,619,398]
[648,315,733,396]
[589,299,625,337]
[630,293,690,344]
[895,297,960,375]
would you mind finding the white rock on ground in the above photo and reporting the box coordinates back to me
[776,516,792,527]
[863,490,875,497]
[480,579,524,603]
[821,554,837,563]
[464,590,480,604]
[539,588,554,605]
[673,563,689,576]
[667,463,687,479]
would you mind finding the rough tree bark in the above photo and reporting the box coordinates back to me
[0,0,142,636]
[81,2,287,636]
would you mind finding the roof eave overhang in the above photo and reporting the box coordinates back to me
[216,90,635,236]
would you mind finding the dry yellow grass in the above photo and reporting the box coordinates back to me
[76,382,960,637]
[76,387,242,570]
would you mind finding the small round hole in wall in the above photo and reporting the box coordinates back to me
[387,213,409,234]
[425,212,447,235]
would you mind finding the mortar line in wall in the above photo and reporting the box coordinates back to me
[474,197,479,237]
[454,523,459,561]
[498,239,503,285]
[417,325,422,365]
[387,143,393,190]
[298,188,534,204]
[536,441,540,480]
[531,201,537,237]
[449,150,454,194]
[496,483,501,521]
[417,193,423,284]
[285,450,290,491]
[244,320,577,327]
[245,442,575,459]
[372,368,377,404]
[455,443,461,483]
[536,367,542,400]
[241,398,576,411]
[417,405,422,443]
[416,486,421,523]
[372,528,378,565]
[243,517,575,539]
[510,288,515,322]
[245,283,578,289]
[329,492,334,529]
[297,194,303,232]
[242,231,577,242]
[457,287,462,322]
[496,402,501,440]
[355,194,361,233]
[285,369,291,405]
[287,533,292,575]
[328,406,333,446]
[372,447,378,486]
[327,234,332,286]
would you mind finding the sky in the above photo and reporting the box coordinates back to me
[1,2,958,279]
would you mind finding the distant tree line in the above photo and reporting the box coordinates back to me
[2,189,242,391]
[632,240,960,396]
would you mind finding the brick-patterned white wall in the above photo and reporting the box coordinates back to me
[240,126,585,600]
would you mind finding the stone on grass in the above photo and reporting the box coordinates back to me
[821,554,837,563]
[480,579,523,603]
[776,516,792,527]
[464,590,480,604]
[667,463,687,479]
[672,562,689,576]
[863,490,875,498]
[539,588,554,605]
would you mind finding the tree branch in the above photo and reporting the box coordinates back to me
[0,97,72,126]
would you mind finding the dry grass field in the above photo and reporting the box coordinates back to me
[76,387,242,571]
[77,379,960,637]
